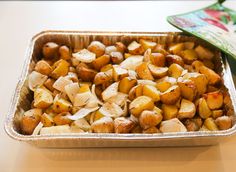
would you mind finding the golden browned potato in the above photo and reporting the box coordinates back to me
[113,65,128,81]
[87,41,106,57]
[118,77,137,94]
[110,52,124,64]
[183,72,208,95]
[199,65,221,85]
[204,118,219,131]
[166,54,184,67]
[129,96,154,117]
[150,53,165,67]
[177,79,197,101]
[34,87,53,109]
[148,64,168,78]
[51,59,70,79]
[181,49,198,64]
[42,42,59,59]
[52,95,72,113]
[160,85,181,105]
[143,48,152,62]
[184,42,195,49]
[115,42,126,53]
[162,104,178,120]
[59,45,71,60]
[34,60,52,75]
[160,118,187,133]
[139,39,157,51]
[76,65,97,82]
[177,99,196,119]
[53,112,72,125]
[198,97,212,119]
[20,109,42,135]
[114,117,135,133]
[142,85,160,102]
[100,64,113,72]
[94,71,113,85]
[195,45,214,60]
[44,78,55,92]
[92,54,110,71]
[41,113,54,127]
[153,44,169,55]
[131,125,143,133]
[215,116,232,130]
[105,46,117,55]
[136,62,154,80]
[139,110,162,129]
[168,63,184,78]
[204,91,223,110]
[91,117,114,133]
[128,41,144,55]
[156,76,176,92]
[212,110,223,119]
[143,127,160,134]
[169,43,184,55]
[203,59,214,69]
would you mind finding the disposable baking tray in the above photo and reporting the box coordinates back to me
[4,31,236,148]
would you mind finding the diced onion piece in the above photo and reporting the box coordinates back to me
[137,80,157,87]
[91,84,104,105]
[102,82,119,101]
[107,92,128,106]
[72,49,96,63]
[32,122,43,135]
[120,55,143,71]
[68,107,99,120]
[99,102,124,118]
[65,83,80,103]
[74,91,94,107]
[28,71,48,91]
[40,125,71,135]
[53,76,73,93]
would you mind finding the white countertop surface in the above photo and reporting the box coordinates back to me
[1,1,236,172]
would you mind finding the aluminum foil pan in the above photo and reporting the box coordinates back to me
[4,31,236,148]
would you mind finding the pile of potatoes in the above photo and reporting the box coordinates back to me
[20,39,234,135]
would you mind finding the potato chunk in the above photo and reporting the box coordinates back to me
[198,97,212,119]
[34,87,53,109]
[35,60,52,75]
[41,113,54,127]
[110,52,124,64]
[140,39,157,51]
[181,49,198,64]
[42,42,59,59]
[136,62,154,80]
[168,63,184,78]
[178,99,196,119]
[169,43,184,55]
[114,117,135,133]
[92,54,110,71]
[115,42,126,53]
[128,41,144,55]
[94,71,113,85]
[142,85,160,102]
[113,65,128,81]
[166,54,184,67]
[204,91,223,110]
[160,85,181,105]
[129,96,154,117]
[143,127,160,134]
[52,95,72,113]
[87,41,105,57]
[162,104,178,120]
[76,65,97,82]
[215,116,232,130]
[150,53,165,67]
[118,77,137,94]
[177,79,197,101]
[156,76,176,92]
[199,65,221,85]
[139,110,162,129]
[91,117,114,133]
[195,45,214,60]
[204,118,219,131]
[51,59,70,79]
[53,112,72,125]
[160,118,187,133]
[20,108,42,135]
[148,64,168,78]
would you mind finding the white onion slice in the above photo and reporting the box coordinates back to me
[32,122,43,135]
[68,107,99,121]
[28,71,48,91]
[72,49,96,63]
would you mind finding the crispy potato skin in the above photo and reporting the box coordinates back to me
[160,85,181,105]
[42,42,59,59]
[76,65,97,82]
[87,41,106,57]
[114,117,135,133]
[136,62,154,80]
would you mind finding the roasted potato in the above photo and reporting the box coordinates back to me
[53,112,72,125]
[91,117,114,133]
[168,63,184,78]
[142,85,160,102]
[110,52,124,64]
[204,91,223,110]
[184,42,195,50]
[113,65,128,81]
[34,87,53,109]
[148,64,168,78]
[139,110,162,129]
[204,118,219,131]
[114,117,135,133]
[94,71,113,85]
[92,54,110,71]
[140,39,157,51]
[76,65,97,82]
[160,85,181,105]
[44,78,55,92]
[153,44,168,55]
[42,42,59,59]
[162,104,178,120]
[115,42,126,53]
[119,77,137,94]
[195,45,214,60]
[199,65,221,85]
[177,78,197,101]
[150,53,165,67]
[52,95,72,113]
[215,116,232,130]
[20,108,42,135]
[35,60,52,75]
[59,45,71,60]
[198,97,212,119]
[136,62,154,80]
[128,41,144,55]
[143,127,160,134]
[51,59,70,79]
[177,99,196,119]
[184,119,200,131]
[129,96,154,117]
[169,43,184,55]
[41,113,54,127]
[156,76,176,92]
[212,110,223,119]
[181,49,198,64]
[87,41,106,57]
[166,54,184,67]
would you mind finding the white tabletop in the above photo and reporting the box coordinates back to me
[1,1,236,172]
